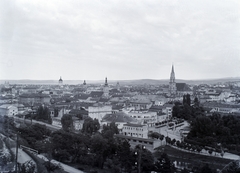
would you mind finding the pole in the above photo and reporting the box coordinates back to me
[138,149,141,173]
[15,132,19,173]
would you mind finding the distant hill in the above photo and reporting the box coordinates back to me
[1,77,240,85]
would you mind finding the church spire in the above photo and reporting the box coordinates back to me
[170,64,175,83]
[169,64,176,95]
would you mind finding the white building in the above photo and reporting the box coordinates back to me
[88,104,112,123]
[122,123,148,139]
[162,104,174,120]
[128,110,157,125]
[0,104,18,117]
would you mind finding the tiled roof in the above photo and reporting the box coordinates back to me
[90,91,104,98]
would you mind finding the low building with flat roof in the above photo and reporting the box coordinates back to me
[122,123,148,139]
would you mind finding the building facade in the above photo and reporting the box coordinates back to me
[122,123,148,139]
[88,104,112,122]
[0,105,18,117]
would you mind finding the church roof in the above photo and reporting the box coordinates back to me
[176,83,191,91]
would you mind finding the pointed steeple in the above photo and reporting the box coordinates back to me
[169,64,176,95]
[170,64,175,83]
[171,64,174,74]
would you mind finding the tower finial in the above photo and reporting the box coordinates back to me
[172,64,174,73]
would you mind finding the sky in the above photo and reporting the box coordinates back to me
[0,0,240,81]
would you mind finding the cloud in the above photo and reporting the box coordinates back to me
[0,0,239,80]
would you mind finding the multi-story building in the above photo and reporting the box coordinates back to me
[122,123,148,139]
[128,110,157,125]
[162,103,174,120]
[19,93,51,104]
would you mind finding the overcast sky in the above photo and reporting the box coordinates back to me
[0,0,239,81]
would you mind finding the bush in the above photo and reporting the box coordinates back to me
[23,149,48,173]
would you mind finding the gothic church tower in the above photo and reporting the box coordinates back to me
[169,65,177,95]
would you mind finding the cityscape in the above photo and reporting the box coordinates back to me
[1,65,240,173]
[1,0,240,173]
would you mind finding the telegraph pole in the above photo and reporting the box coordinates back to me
[15,132,19,173]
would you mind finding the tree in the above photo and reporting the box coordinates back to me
[183,95,187,105]
[82,117,100,135]
[102,122,119,139]
[44,160,64,173]
[36,105,52,124]
[134,145,154,173]
[18,160,35,173]
[189,116,213,138]
[159,135,164,145]
[90,134,108,168]
[194,97,200,107]
[116,139,133,172]
[61,114,73,132]
[186,94,191,106]
[51,130,72,162]
[198,164,215,173]
[18,123,51,148]
[141,148,154,172]
[154,153,176,173]
[54,108,58,117]
[181,168,190,173]
[223,160,240,173]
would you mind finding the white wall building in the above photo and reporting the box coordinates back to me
[0,104,18,117]
[128,111,157,124]
[88,104,112,122]
[122,123,148,139]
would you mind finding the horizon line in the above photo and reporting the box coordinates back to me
[0,77,240,81]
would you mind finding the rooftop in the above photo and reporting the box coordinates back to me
[102,112,137,123]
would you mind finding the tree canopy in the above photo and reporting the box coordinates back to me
[82,117,100,135]
[61,114,73,132]
[36,105,52,124]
